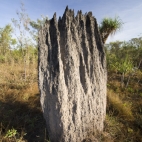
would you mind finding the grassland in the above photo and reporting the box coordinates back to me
[0,62,142,142]
[0,63,47,142]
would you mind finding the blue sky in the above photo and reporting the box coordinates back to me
[0,0,142,43]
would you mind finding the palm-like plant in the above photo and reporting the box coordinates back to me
[99,16,123,44]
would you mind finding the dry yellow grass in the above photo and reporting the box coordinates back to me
[107,90,134,121]
[106,70,142,142]
[0,63,48,141]
[0,62,142,142]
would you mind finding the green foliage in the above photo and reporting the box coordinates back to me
[99,16,123,43]
[0,24,16,55]
[5,128,18,138]
[100,16,122,35]
[106,37,142,71]
[30,16,48,30]
[0,2,41,68]
[106,37,142,88]
[109,54,133,74]
[30,16,48,43]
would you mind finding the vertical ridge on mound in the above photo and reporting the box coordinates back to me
[38,7,107,142]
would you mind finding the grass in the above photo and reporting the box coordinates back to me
[0,63,48,142]
[0,63,142,142]
[107,90,134,121]
[106,71,142,142]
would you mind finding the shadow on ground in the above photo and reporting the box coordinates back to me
[0,94,48,142]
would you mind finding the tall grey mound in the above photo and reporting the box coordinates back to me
[38,7,107,142]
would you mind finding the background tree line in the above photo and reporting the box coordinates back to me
[105,38,142,87]
[0,4,142,85]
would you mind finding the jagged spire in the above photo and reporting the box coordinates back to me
[53,12,56,19]
[58,16,62,21]
[65,5,69,13]
[87,12,92,17]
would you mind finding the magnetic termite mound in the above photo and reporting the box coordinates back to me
[38,6,107,142]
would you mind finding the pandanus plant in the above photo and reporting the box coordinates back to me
[99,16,123,44]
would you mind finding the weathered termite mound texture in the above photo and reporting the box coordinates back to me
[38,7,107,142]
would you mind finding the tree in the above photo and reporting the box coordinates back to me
[105,38,142,88]
[12,2,36,80]
[0,24,16,63]
[0,24,16,55]
[99,16,123,44]
[30,15,48,30]
[29,16,48,44]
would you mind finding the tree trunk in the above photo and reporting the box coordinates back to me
[38,7,107,142]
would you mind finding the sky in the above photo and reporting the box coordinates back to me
[0,0,142,43]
